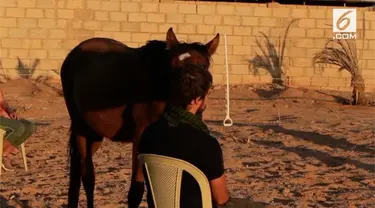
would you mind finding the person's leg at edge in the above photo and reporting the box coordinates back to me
[1,117,37,169]
[2,139,16,169]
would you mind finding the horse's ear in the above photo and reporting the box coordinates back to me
[205,33,220,55]
[166,27,178,49]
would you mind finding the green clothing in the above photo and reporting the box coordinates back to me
[0,116,37,147]
[163,104,209,134]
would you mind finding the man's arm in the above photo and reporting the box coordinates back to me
[208,158,266,208]
[0,88,17,119]
[204,138,266,208]
[0,88,9,109]
[210,174,230,205]
[0,88,10,117]
[199,136,230,205]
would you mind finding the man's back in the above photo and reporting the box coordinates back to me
[139,118,224,208]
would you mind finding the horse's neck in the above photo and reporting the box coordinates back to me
[139,40,167,56]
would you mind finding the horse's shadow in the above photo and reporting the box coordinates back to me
[0,195,16,208]
[253,140,375,173]
[206,120,375,173]
[255,124,375,155]
[206,120,374,155]
[0,195,31,208]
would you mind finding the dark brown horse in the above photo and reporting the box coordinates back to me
[60,28,219,208]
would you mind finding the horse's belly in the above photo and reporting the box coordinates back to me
[84,105,127,139]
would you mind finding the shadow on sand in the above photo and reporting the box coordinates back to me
[0,194,31,208]
[255,124,374,155]
[253,88,285,99]
[206,120,375,173]
[253,140,375,173]
[0,195,16,208]
[315,90,350,104]
[206,120,374,154]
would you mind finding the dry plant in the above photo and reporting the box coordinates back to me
[313,39,367,105]
[16,57,40,79]
[249,19,299,88]
[16,57,57,83]
[0,59,11,83]
[52,69,61,75]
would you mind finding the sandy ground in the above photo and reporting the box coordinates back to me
[0,79,374,208]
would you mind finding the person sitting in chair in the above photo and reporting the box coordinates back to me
[0,88,37,171]
[135,67,265,208]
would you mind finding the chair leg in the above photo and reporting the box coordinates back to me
[21,143,27,171]
[0,132,3,176]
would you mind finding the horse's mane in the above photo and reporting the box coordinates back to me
[141,40,168,55]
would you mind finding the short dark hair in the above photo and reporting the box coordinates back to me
[168,66,213,109]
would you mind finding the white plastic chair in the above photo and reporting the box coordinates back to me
[138,154,213,208]
[0,128,28,175]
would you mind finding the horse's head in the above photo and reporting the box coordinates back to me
[165,28,220,71]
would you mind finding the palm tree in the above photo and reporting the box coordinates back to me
[313,39,367,105]
[249,19,299,88]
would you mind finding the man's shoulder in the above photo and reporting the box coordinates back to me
[140,119,166,143]
[142,118,219,145]
[177,122,220,145]
[144,118,167,133]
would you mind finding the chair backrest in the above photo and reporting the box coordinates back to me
[0,128,6,175]
[138,154,213,208]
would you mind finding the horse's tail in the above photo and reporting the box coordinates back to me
[61,48,79,170]
[61,48,84,206]
[60,47,81,171]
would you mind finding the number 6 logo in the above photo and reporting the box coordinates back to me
[333,9,356,33]
[337,10,352,31]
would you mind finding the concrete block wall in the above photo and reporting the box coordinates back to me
[0,0,374,92]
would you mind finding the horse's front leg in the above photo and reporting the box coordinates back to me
[127,101,166,207]
[76,135,102,208]
[127,102,150,208]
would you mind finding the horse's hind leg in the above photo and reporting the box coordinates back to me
[76,135,102,208]
[127,103,151,208]
[68,122,102,208]
[68,130,82,208]
[127,102,166,208]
